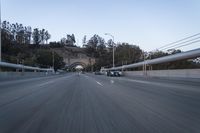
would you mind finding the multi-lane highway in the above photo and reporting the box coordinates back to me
[0,73,200,133]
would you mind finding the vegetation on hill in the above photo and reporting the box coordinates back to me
[1,20,199,71]
[83,35,199,71]
[1,21,64,71]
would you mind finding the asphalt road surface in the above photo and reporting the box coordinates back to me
[0,73,200,133]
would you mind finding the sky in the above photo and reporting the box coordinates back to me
[1,0,200,51]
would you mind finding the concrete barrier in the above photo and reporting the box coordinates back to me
[124,69,200,79]
[0,72,53,81]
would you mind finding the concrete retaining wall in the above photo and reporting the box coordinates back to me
[124,69,200,79]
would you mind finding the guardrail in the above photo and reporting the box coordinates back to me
[102,48,200,71]
[0,61,54,72]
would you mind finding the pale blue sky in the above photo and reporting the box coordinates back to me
[1,0,200,51]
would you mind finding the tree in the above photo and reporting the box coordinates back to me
[40,29,45,44]
[85,34,104,57]
[66,34,76,46]
[32,28,41,45]
[114,43,142,66]
[44,30,51,44]
[60,38,67,45]
[71,34,76,43]
[82,35,87,46]
[32,28,51,45]
[1,21,33,45]
[16,24,25,44]
[106,39,113,48]
[25,26,32,44]
[84,34,110,70]
[36,49,65,71]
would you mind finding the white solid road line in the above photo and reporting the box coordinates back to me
[121,78,151,84]
[96,81,103,86]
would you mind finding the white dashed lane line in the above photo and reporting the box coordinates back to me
[37,81,55,87]
[110,80,115,84]
[84,75,103,86]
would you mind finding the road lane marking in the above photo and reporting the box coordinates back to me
[83,74,104,86]
[126,79,150,84]
[36,74,75,87]
[110,80,114,84]
[96,81,103,86]
[37,81,55,87]
[117,78,161,85]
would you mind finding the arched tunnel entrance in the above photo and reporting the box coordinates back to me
[67,62,87,71]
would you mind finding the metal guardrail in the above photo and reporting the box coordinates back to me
[0,61,54,72]
[103,48,200,71]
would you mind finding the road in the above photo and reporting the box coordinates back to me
[0,73,200,133]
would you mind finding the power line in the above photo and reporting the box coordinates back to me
[153,33,200,51]
[159,36,200,51]
[168,40,200,50]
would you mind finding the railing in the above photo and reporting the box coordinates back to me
[102,48,200,71]
[0,61,54,72]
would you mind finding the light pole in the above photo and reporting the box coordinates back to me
[105,33,115,68]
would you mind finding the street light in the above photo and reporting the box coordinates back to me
[105,33,115,68]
